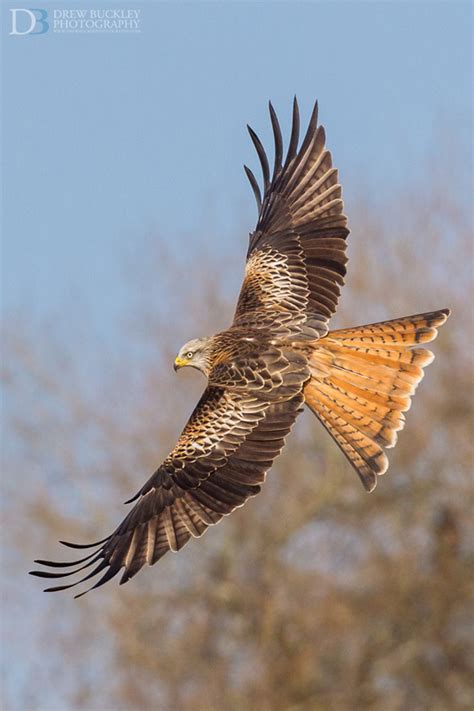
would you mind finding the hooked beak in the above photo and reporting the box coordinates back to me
[174,356,187,372]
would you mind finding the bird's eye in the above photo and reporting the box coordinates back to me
[186,351,194,359]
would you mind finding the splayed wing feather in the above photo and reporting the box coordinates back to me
[284,96,300,169]
[244,165,262,211]
[31,385,304,595]
[269,101,283,177]
[236,98,349,338]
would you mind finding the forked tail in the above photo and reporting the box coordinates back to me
[303,309,450,491]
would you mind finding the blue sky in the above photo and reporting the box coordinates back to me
[2,0,472,329]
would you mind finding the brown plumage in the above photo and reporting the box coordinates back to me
[30,99,450,596]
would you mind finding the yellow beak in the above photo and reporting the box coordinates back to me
[174,356,188,371]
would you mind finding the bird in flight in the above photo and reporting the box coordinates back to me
[31,99,449,597]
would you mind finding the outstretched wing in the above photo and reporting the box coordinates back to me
[31,386,303,596]
[234,98,349,339]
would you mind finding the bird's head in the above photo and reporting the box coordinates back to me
[174,337,213,376]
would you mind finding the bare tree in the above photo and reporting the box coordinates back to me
[2,140,472,711]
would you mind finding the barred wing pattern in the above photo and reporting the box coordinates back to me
[234,98,349,338]
[32,386,304,596]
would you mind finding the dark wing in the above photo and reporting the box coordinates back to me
[234,98,349,339]
[30,386,303,596]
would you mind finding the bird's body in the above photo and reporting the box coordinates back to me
[31,99,450,596]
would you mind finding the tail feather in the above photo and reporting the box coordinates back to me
[315,398,388,491]
[304,309,450,491]
[329,310,448,345]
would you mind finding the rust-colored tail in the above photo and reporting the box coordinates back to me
[304,309,450,491]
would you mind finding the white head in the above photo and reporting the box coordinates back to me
[174,337,212,376]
